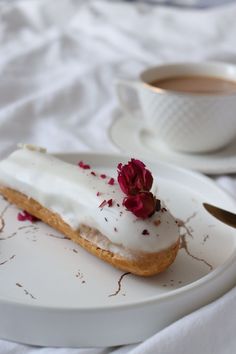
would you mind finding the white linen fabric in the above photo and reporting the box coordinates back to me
[0,0,236,353]
[142,0,235,7]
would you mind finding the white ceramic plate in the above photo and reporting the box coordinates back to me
[0,152,236,347]
[109,112,236,174]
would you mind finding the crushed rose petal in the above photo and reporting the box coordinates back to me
[99,200,107,209]
[96,192,100,196]
[78,161,91,170]
[17,211,38,223]
[156,199,161,212]
[98,199,113,208]
[90,171,96,176]
[100,174,106,179]
[108,177,115,185]
[107,199,113,207]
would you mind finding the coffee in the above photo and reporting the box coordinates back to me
[150,76,236,94]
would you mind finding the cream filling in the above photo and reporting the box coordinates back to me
[0,148,179,253]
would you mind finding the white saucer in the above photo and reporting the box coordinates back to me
[109,112,236,174]
[0,152,236,347]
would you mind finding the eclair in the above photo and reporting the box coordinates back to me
[0,146,180,276]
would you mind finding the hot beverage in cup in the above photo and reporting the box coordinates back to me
[150,76,236,94]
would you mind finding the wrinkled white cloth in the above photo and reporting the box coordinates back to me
[0,0,236,353]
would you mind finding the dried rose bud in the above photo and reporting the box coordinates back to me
[117,159,153,196]
[123,192,159,219]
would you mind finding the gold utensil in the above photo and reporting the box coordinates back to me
[203,203,236,228]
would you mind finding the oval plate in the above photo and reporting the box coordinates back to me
[0,152,236,347]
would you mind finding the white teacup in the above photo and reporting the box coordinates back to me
[116,62,236,153]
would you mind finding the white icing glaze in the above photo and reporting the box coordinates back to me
[0,148,179,253]
[17,143,47,153]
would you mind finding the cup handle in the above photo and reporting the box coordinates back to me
[115,79,142,116]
